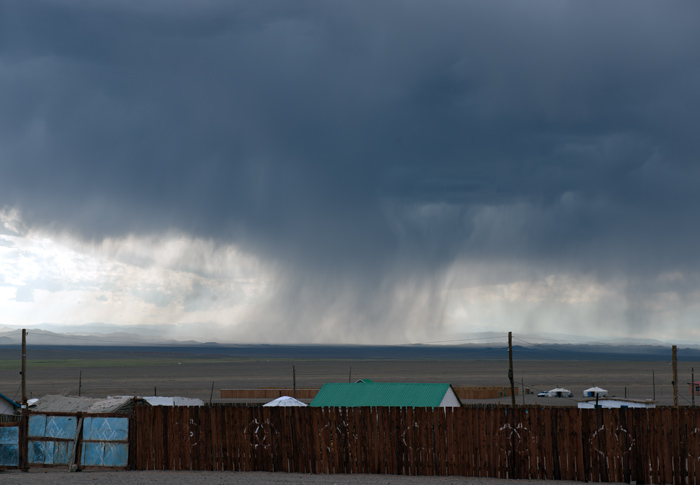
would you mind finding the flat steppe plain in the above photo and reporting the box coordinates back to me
[0,344,696,407]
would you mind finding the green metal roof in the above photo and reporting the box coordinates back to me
[310,382,454,408]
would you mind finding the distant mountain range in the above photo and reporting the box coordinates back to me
[0,323,698,361]
[0,324,196,346]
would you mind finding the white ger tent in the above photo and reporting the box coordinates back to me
[582,386,608,398]
[545,388,573,398]
[263,396,308,407]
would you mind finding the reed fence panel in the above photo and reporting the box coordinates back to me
[132,405,700,483]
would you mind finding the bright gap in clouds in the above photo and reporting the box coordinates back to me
[0,209,271,341]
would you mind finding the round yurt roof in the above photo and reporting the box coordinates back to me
[263,396,308,407]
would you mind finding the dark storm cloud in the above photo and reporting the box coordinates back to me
[2,1,700,336]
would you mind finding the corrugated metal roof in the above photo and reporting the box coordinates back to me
[32,395,138,413]
[310,382,452,408]
[142,396,204,406]
[0,392,20,408]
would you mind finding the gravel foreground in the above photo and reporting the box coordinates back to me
[0,470,595,485]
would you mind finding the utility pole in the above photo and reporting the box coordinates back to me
[293,364,296,399]
[653,370,655,401]
[508,332,515,408]
[693,368,695,407]
[209,381,215,405]
[521,377,525,406]
[21,329,28,472]
[672,345,678,408]
[21,329,27,405]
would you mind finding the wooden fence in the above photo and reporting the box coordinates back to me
[131,406,700,483]
[454,387,518,399]
[220,389,319,399]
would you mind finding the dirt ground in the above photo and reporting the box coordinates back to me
[1,352,696,407]
[0,469,591,485]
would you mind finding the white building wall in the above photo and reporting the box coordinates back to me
[439,388,462,408]
[578,399,655,409]
[0,399,17,415]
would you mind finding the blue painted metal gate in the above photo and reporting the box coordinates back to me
[81,416,129,467]
[0,423,20,468]
[28,414,77,466]
[27,413,129,469]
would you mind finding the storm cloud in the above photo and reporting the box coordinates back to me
[1,1,700,342]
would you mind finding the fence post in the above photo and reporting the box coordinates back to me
[672,345,678,408]
[19,408,28,471]
[129,398,137,470]
[68,413,84,472]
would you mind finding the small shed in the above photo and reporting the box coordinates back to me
[578,398,655,409]
[310,382,462,408]
[263,396,307,407]
[0,392,20,415]
[689,381,700,396]
[582,386,608,398]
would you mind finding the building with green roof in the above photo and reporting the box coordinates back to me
[310,382,462,408]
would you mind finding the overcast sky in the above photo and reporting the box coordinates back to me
[1,1,700,344]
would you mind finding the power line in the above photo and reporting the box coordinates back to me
[11,378,21,402]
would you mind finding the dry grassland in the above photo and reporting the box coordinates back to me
[1,346,697,407]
